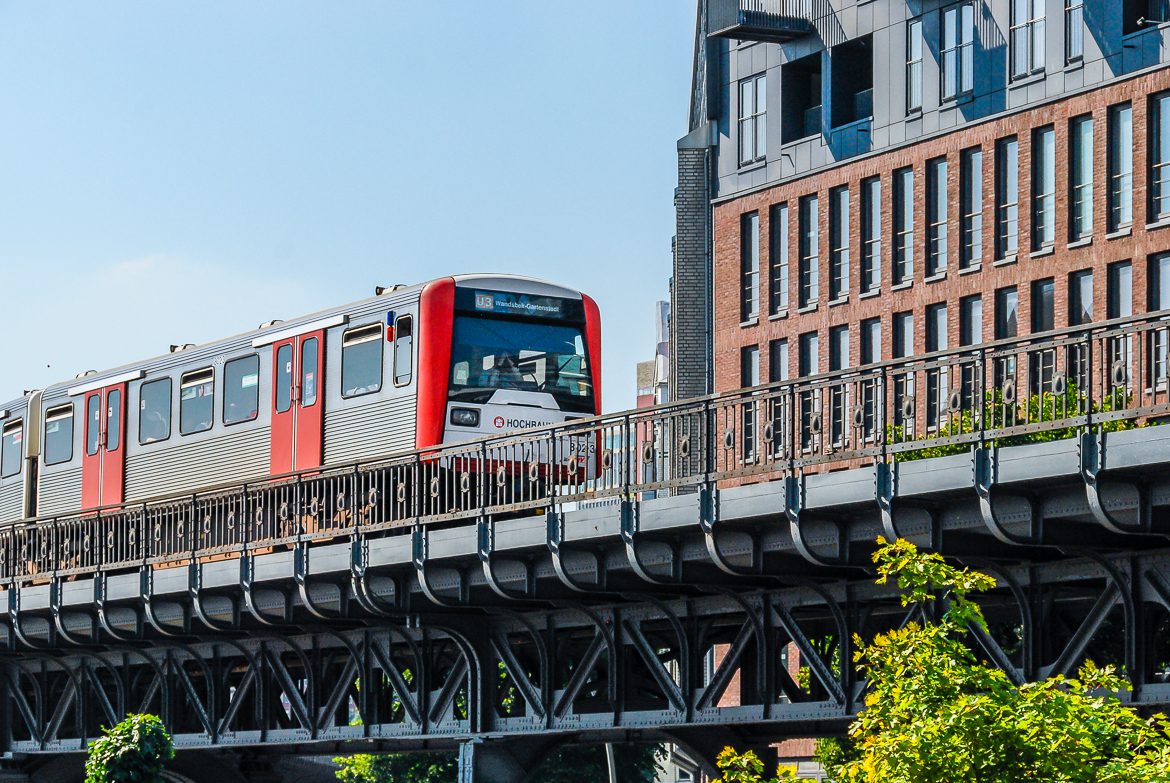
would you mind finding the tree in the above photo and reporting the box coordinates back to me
[821,538,1170,783]
[334,743,663,783]
[84,714,175,783]
[710,747,797,783]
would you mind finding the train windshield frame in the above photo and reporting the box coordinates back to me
[448,314,595,413]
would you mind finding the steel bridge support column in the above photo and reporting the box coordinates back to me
[457,737,553,783]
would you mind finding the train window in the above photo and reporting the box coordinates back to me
[180,369,214,435]
[301,338,319,406]
[43,405,74,466]
[393,315,413,387]
[275,344,293,413]
[106,388,122,451]
[224,354,260,425]
[139,378,172,444]
[86,394,101,456]
[342,324,383,397]
[1,420,21,478]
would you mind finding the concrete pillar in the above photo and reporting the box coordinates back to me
[457,738,537,783]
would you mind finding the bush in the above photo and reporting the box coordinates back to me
[84,714,174,783]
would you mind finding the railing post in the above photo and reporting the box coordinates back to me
[1085,328,1095,429]
[977,347,988,445]
[623,414,633,498]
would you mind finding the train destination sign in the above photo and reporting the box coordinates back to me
[457,288,583,321]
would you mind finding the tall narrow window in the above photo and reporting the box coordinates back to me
[1069,115,1094,240]
[798,331,820,449]
[1109,104,1133,232]
[995,136,1019,259]
[769,338,789,382]
[893,167,914,285]
[799,195,820,307]
[829,325,850,444]
[1065,0,1084,62]
[860,177,882,293]
[1069,269,1094,325]
[1010,0,1045,80]
[861,318,882,364]
[1032,278,1056,332]
[996,287,1019,339]
[1150,254,1170,382]
[769,203,789,315]
[738,74,767,166]
[741,345,760,459]
[942,3,975,101]
[1108,261,1133,319]
[960,147,983,268]
[741,211,760,320]
[829,186,850,300]
[907,19,923,113]
[926,157,948,276]
[860,318,881,437]
[1032,126,1055,250]
[926,303,949,428]
[799,332,820,376]
[1151,92,1170,222]
[892,311,914,427]
[960,295,983,346]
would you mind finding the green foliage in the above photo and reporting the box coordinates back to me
[712,747,797,782]
[84,714,175,783]
[334,743,663,783]
[891,384,1136,462]
[819,538,1170,783]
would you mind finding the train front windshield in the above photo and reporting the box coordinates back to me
[448,316,595,413]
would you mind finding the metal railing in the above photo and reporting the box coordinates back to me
[4,312,1170,585]
[707,0,816,40]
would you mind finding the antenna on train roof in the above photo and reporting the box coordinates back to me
[375,285,407,295]
[74,370,97,379]
[169,344,196,353]
[258,319,283,329]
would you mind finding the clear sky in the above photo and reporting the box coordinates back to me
[0,2,694,412]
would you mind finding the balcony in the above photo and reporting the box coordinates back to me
[708,0,815,43]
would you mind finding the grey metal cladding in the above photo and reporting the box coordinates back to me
[324,395,417,465]
[38,465,82,517]
[126,426,269,502]
[0,484,21,525]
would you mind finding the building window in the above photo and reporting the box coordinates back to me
[893,167,914,285]
[861,318,882,364]
[799,195,820,308]
[942,3,975,101]
[830,36,874,127]
[860,177,881,293]
[1069,269,1093,325]
[1108,261,1133,319]
[1151,92,1170,223]
[1032,277,1056,332]
[1069,115,1094,240]
[738,74,767,166]
[799,331,819,376]
[960,147,983,268]
[829,325,850,444]
[906,19,923,113]
[926,303,948,428]
[829,186,850,300]
[960,294,983,346]
[926,157,948,277]
[893,312,914,358]
[1010,0,1045,80]
[769,338,789,382]
[1108,104,1133,232]
[829,325,850,371]
[1150,254,1170,382]
[860,318,881,437]
[741,345,760,459]
[769,203,789,315]
[741,211,760,320]
[996,287,1019,339]
[995,136,1019,260]
[1065,0,1084,62]
[1032,126,1055,250]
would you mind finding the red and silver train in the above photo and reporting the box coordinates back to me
[0,275,601,524]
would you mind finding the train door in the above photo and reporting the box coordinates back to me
[268,329,325,475]
[80,382,127,510]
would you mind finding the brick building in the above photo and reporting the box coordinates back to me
[672,0,1170,399]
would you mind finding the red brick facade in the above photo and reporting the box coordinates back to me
[713,67,1170,393]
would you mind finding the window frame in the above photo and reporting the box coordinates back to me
[738,73,767,167]
[1069,115,1094,241]
[1032,125,1056,251]
[995,136,1020,260]
[906,18,923,114]
[1065,0,1084,63]
[741,211,761,320]
[341,323,385,399]
[926,156,949,276]
[178,368,215,436]
[893,167,915,285]
[860,176,882,294]
[829,186,850,300]
[1150,92,1170,223]
[393,314,415,388]
[959,146,984,269]
[1,419,22,479]
[1010,0,1046,80]
[941,3,975,102]
[798,194,820,308]
[769,203,789,316]
[222,353,261,427]
[1069,269,1094,326]
[43,403,74,467]
[1108,103,1134,232]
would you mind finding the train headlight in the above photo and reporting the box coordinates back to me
[449,408,480,427]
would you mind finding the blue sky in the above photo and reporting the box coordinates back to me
[0,2,694,411]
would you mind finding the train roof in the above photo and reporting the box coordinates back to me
[29,273,586,402]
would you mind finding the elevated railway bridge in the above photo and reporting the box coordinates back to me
[5,313,1170,780]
